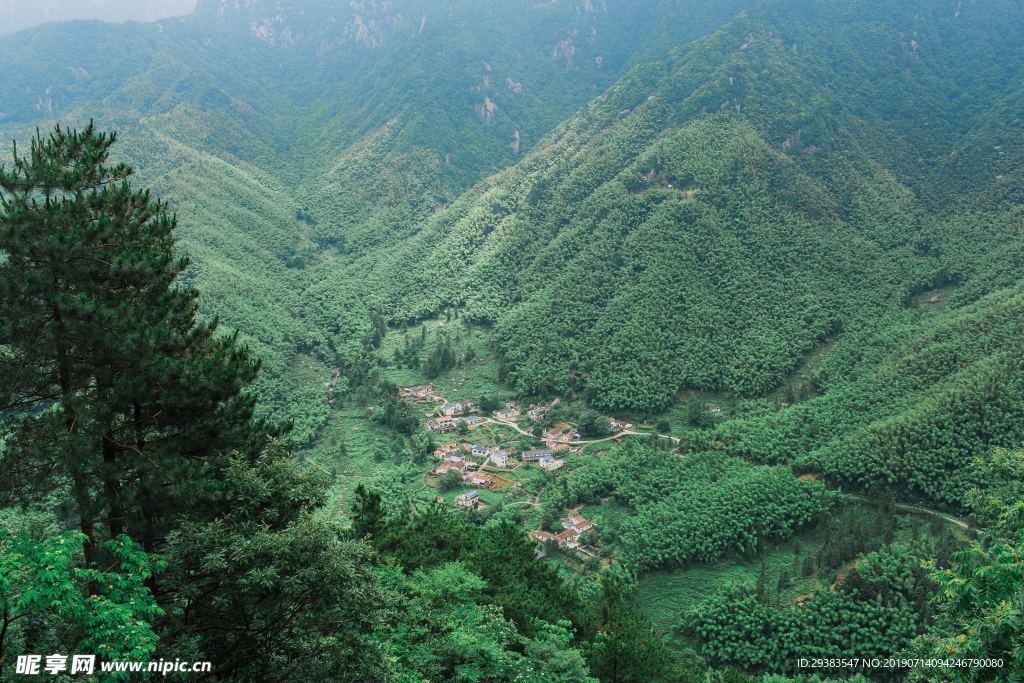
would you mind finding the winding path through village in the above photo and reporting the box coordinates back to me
[481,416,642,445]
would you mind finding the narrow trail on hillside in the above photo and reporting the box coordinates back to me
[484,413,970,532]
[840,493,972,531]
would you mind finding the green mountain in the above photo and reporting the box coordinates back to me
[3,0,1021,479]
[0,0,197,37]
[313,0,1024,416]
[4,0,1024,679]
[0,0,755,440]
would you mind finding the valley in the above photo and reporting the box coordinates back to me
[2,0,1023,680]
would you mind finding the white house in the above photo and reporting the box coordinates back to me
[455,490,481,510]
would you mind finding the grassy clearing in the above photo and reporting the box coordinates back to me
[633,505,962,649]
[308,406,424,511]
[635,533,822,647]
[377,319,507,402]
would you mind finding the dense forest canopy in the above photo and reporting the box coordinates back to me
[1,0,1023,680]
[0,0,762,440]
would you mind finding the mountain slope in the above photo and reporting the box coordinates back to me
[312,0,1024,414]
[0,0,758,439]
[3,0,1022,435]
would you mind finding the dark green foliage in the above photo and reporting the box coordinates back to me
[370,394,421,435]
[689,585,918,675]
[912,448,1024,679]
[437,469,463,492]
[3,1,1024,678]
[423,335,457,379]
[680,501,1014,680]
[353,496,579,636]
[162,446,388,681]
[381,562,596,683]
[687,542,937,676]
[478,395,501,413]
[578,410,611,438]
[0,124,270,559]
[350,490,687,682]
[351,484,384,541]
[296,0,1024,417]
[555,444,828,571]
[582,568,686,683]
[816,504,897,571]
[696,285,1024,506]
[0,0,760,442]
[0,126,385,680]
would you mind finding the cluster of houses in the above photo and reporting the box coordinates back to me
[431,441,514,491]
[608,417,634,432]
[522,448,565,471]
[394,387,625,561]
[397,386,487,434]
[427,414,486,433]
[404,389,619,520]
[530,515,596,550]
[542,425,581,450]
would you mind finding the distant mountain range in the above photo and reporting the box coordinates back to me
[1,0,1022,447]
[0,0,197,36]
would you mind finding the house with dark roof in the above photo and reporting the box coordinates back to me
[527,405,551,421]
[522,448,554,463]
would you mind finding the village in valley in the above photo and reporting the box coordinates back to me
[396,383,641,557]
[308,319,734,566]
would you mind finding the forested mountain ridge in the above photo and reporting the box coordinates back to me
[4,1,1024,679]
[3,0,1020,454]
[0,0,756,440]
[0,0,196,37]
[0,0,754,179]
[0,0,761,438]
[309,0,1024,414]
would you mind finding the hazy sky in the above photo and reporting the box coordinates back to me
[0,0,198,36]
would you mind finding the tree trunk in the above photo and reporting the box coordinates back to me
[53,294,99,565]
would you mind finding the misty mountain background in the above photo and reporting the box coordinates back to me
[0,0,197,36]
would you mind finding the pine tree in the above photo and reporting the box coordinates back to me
[585,567,682,683]
[756,561,769,602]
[0,124,270,560]
[1,125,387,679]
